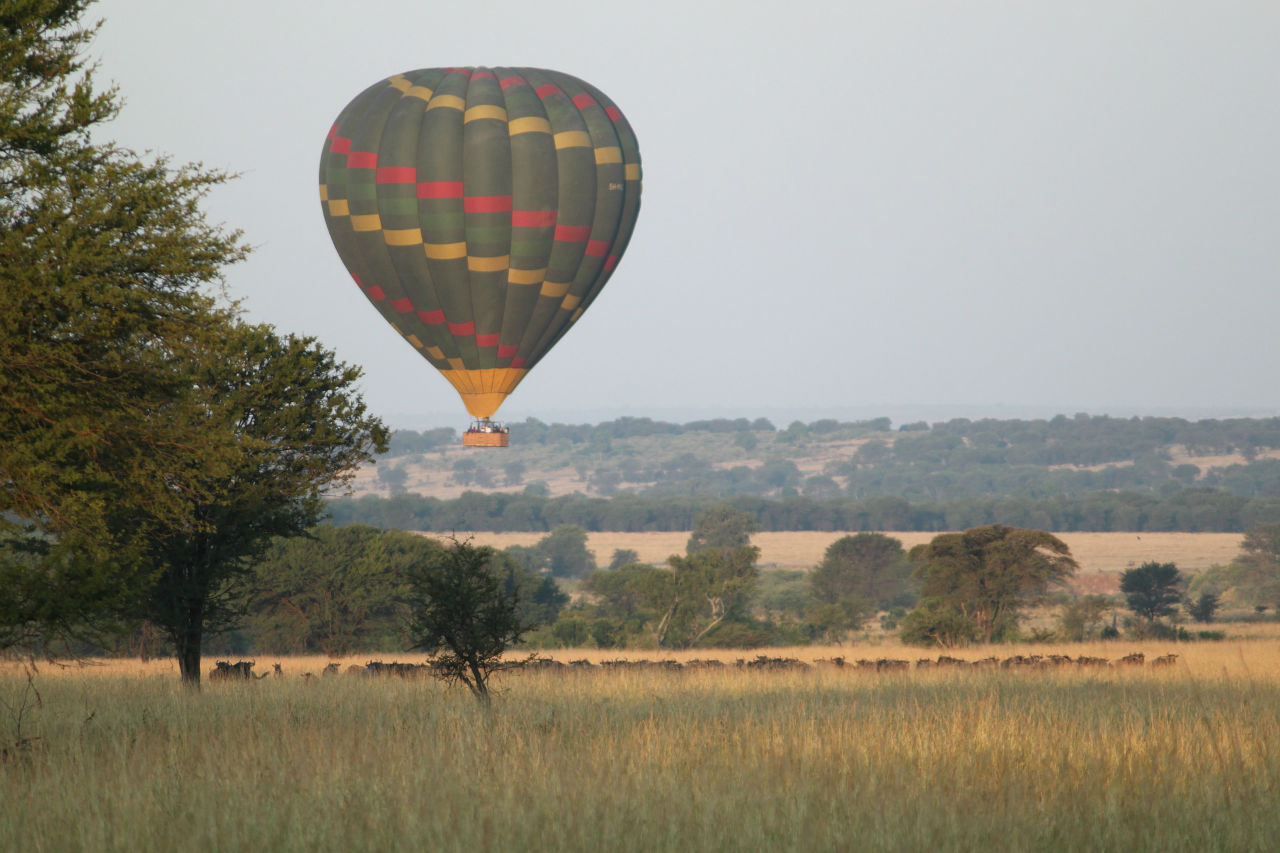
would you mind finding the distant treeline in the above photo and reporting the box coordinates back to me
[327,488,1280,534]
[384,414,1280,459]
[382,415,887,455]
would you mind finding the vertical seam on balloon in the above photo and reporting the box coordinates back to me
[526,72,601,367]
[510,68,570,366]
[407,68,457,366]
[461,67,480,372]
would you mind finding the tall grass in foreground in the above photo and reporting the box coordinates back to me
[3,646,1279,852]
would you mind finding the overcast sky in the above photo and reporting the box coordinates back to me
[89,1,1280,428]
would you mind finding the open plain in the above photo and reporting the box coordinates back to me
[4,638,1280,852]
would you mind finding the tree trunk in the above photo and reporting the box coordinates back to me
[173,601,205,689]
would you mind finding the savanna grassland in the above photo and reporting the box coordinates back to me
[4,640,1280,852]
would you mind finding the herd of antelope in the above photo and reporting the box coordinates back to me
[208,651,1180,682]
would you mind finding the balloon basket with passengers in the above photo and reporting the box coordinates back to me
[462,418,509,447]
[318,67,642,447]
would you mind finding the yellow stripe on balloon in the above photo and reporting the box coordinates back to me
[383,228,423,246]
[424,242,467,260]
[350,214,382,231]
[464,105,507,123]
[508,267,547,285]
[467,255,509,273]
[594,147,622,164]
[508,116,551,135]
[425,346,445,359]
[405,334,424,349]
[625,163,641,180]
[561,294,581,310]
[539,281,571,298]
[319,184,329,201]
[327,199,349,217]
[404,85,434,101]
[554,131,591,149]
[426,94,465,112]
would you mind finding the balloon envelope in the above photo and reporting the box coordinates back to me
[319,67,642,418]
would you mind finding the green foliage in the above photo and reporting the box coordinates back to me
[898,598,978,648]
[658,545,761,648]
[686,504,760,553]
[506,525,597,578]
[243,525,434,655]
[407,538,532,704]
[1056,595,1113,642]
[1224,524,1280,609]
[606,548,641,571]
[0,1,248,652]
[907,526,1077,644]
[810,533,916,611]
[1188,592,1220,624]
[1120,562,1184,622]
[550,616,591,648]
[805,598,869,644]
[139,323,387,683]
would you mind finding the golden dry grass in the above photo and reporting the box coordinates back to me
[426,530,1244,576]
[4,641,1280,851]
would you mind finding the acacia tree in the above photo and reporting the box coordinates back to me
[407,539,532,705]
[142,322,387,685]
[907,525,1077,644]
[0,1,248,651]
[1120,562,1184,623]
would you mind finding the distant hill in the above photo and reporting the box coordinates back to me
[349,414,1280,503]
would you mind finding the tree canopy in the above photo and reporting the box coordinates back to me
[0,0,249,652]
[810,533,917,611]
[407,538,533,705]
[907,525,1077,644]
[1120,562,1184,623]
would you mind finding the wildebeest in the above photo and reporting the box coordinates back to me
[208,660,265,681]
[1151,653,1179,667]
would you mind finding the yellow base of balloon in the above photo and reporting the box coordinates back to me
[441,368,528,418]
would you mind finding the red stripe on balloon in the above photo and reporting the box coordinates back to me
[448,321,475,336]
[347,151,377,168]
[512,209,557,227]
[572,94,597,110]
[366,286,386,301]
[417,181,464,199]
[554,224,591,242]
[498,345,518,358]
[510,357,526,368]
[445,67,473,77]
[464,195,513,213]
[584,240,609,257]
[535,84,563,98]
[391,297,413,313]
[604,255,619,271]
[471,70,496,81]
[330,136,352,154]
[376,167,417,184]
[351,273,363,288]
[475,333,500,347]
[418,310,444,325]
[605,106,623,122]
[327,124,338,139]
[499,76,526,89]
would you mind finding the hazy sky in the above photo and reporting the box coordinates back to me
[89,1,1280,428]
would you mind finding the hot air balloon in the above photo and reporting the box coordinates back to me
[319,67,641,446]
